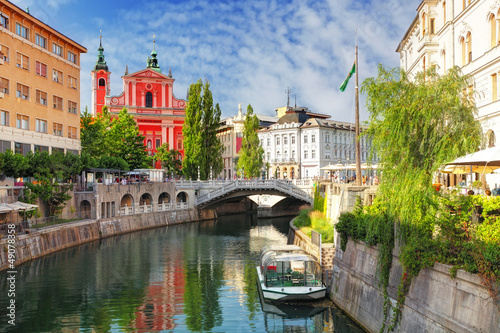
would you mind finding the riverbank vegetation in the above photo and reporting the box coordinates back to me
[336,66,498,332]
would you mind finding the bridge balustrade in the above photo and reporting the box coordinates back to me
[139,205,153,213]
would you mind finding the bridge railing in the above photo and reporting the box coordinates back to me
[195,179,313,206]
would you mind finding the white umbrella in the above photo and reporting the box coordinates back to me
[320,164,344,170]
[447,146,500,167]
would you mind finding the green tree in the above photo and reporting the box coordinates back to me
[183,80,203,179]
[182,79,223,180]
[360,65,483,330]
[236,104,264,178]
[0,150,29,178]
[107,108,150,170]
[80,106,110,159]
[155,143,182,177]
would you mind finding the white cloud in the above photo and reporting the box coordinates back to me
[15,0,417,122]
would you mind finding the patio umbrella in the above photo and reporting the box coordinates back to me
[447,146,500,167]
[441,164,499,174]
[320,164,344,170]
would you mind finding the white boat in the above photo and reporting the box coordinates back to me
[256,245,327,301]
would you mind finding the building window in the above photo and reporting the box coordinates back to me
[466,32,472,63]
[443,1,446,22]
[15,23,29,40]
[52,69,63,84]
[177,139,183,150]
[260,139,263,146]
[68,126,77,139]
[422,13,426,36]
[36,90,47,106]
[1,110,9,126]
[36,119,47,133]
[53,123,63,136]
[291,136,295,144]
[0,14,8,29]
[267,138,270,146]
[145,91,153,107]
[312,150,316,159]
[15,142,31,155]
[67,51,77,64]
[53,96,63,110]
[16,52,29,70]
[98,78,105,87]
[311,134,316,143]
[34,145,49,153]
[284,136,288,145]
[16,114,29,130]
[490,14,497,48]
[325,153,331,160]
[276,136,280,145]
[430,18,435,34]
[36,34,47,49]
[52,147,64,154]
[304,135,308,143]
[35,61,47,77]
[0,77,9,95]
[68,76,77,90]
[304,151,308,159]
[0,44,9,62]
[68,101,77,114]
[52,43,62,56]
[16,83,29,100]
[493,73,498,102]
[292,150,295,160]
[155,139,161,148]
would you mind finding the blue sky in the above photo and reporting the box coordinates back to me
[11,0,418,122]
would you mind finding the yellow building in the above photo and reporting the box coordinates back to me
[0,1,87,155]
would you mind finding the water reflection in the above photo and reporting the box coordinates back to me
[0,214,365,332]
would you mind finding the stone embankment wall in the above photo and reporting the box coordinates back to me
[0,209,215,272]
[330,236,500,333]
[288,220,335,286]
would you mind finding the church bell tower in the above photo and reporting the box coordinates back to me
[91,35,111,115]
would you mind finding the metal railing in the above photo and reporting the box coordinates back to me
[195,179,313,206]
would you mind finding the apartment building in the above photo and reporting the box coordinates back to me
[0,0,87,155]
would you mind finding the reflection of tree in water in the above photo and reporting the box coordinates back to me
[183,235,224,331]
[0,234,152,333]
[243,260,259,321]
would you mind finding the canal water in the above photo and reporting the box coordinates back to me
[0,214,365,333]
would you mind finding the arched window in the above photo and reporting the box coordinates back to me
[490,14,497,48]
[441,50,446,73]
[98,78,105,87]
[145,92,153,107]
[466,32,472,63]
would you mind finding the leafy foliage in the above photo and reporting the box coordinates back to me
[182,79,223,180]
[236,104,264,178]
[334,66,485,332]
[155,143,182,177]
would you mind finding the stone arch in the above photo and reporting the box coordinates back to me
[176,191,188,203]
[98,78,105,87]
[159,192,170,204]
[140,193,153,205]
[121,194,134,208]
[80,200,91,219]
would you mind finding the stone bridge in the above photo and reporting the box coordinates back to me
[178,179,313,208]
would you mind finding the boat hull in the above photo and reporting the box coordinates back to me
[256,266,326,301]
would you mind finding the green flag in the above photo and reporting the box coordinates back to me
[339,62,356,92]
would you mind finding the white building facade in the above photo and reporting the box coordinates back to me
[258,108,374,180]
[397,0,500,187]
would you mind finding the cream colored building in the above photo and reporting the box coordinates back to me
[398,4,500,140]
[217,104,278,179]
[397,0,500,188]
[0,1,87,155]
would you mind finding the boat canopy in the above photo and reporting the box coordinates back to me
[260,245,323,288]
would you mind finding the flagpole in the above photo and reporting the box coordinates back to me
[355,30,361,186]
